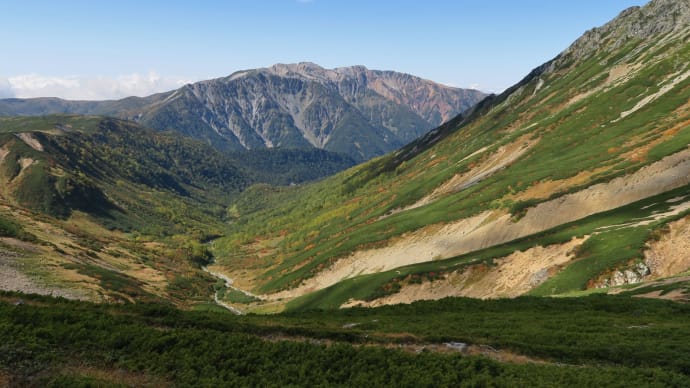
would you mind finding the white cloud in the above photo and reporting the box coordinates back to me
[438,81,492,93]
[0,77,14,98]
[3,72,193,100]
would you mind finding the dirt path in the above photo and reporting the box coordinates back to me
[261,333,549,365]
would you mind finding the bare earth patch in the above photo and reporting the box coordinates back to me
[343,236,588,308]
[0,246,90,300]
[607,63,639,85]
[267,212,495,300]
[19,157,34,169]
[645,215,690,278]
[566,63,642,107]
[15,132,44,151]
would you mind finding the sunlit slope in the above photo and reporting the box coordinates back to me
[213,0,690,310]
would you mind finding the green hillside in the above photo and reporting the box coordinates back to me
[0,115,246,232]
[0,115,356,305]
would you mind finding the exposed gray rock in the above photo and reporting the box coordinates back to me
[162,63,486,161]
[529,268,550,286]
[444,342,468,352]
[558,0,690,65]
[597,262,651,288]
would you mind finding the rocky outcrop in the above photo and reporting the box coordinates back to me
[596,262,651,288]
[557,0,690,65]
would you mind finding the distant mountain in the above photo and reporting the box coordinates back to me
[0,64,486,161]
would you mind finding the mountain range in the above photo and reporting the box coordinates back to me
[3,0,690,385]
[0,64,486,161]
[1,0,688,310]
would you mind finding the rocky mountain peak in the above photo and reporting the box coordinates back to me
[216,62,487,128]
[559,0,689,63]
[268,62,327,78]
[266,62,345,82]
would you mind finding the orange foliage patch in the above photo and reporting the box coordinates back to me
[622,119,688,163]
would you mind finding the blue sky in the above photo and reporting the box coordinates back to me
[0,0,647,99]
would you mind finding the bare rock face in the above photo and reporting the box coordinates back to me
[174,63,486,161]
[142,63,486,162]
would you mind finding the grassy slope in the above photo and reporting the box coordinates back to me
[286,184,690,310]
[216,14,690,299]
